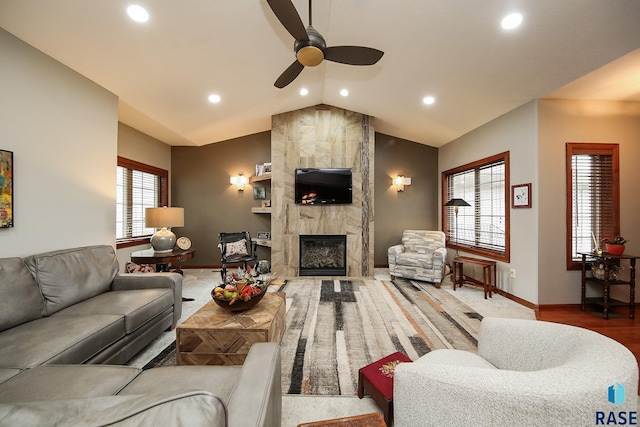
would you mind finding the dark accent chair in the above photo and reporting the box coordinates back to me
[218,231,258,283]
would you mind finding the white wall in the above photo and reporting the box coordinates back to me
[538,99,640,304]
[0,28,118,258]
[439,101,539,304]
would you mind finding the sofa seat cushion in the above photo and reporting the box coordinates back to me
[0,315,124,369]
[396,252,434,268]
[0,365,141,403]
[0,391,226,427]
[0,369,21,385]
[119,365,242,404]
[54,289,174,334]
[0,258,46,332]
[24,245,119,315]
[416,349,497,369]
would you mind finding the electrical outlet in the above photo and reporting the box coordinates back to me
[509,269,516,279]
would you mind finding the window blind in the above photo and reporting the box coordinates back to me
[443,152,509,261]
[116,157,168,242]
[569,147,617,264]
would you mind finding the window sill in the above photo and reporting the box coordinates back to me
[116,237,151,249]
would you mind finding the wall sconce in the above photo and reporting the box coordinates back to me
[230,174,248,191]
[394,175,412,192]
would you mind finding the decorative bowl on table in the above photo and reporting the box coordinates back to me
[211,284,268,312]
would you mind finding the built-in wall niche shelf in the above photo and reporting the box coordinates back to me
[252,238,272,248]
[251,207,271,214]
[250,173,271,183]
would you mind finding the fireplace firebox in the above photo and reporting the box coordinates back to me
[299,235,347,276]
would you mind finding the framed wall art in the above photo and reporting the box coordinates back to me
[512,183,531,208]
[253,186,266,199]
[0,150,13,228]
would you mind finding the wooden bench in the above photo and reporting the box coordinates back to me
[452,256,496,299]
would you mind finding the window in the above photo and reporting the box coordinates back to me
[566,143,619,269]
[442,152,510,261]
[116,157,168,248]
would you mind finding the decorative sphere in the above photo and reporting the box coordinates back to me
[256,260,271,274]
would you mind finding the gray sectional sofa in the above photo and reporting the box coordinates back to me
[0,245,182,367]
[0,245,282,426]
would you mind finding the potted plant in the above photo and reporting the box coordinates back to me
[601,236,629,255]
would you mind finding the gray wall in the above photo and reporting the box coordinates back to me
[171,132,272,267]
[538,99,640,304]
[374,133,439,266]
[170,129,440,269]
[0,28,118,258]
[439,101,539,303]
[115,123,173,271]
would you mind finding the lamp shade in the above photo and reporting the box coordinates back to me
[444,198,471,207]
[145,207,184,228]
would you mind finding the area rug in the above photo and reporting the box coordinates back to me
[145,277,482,396]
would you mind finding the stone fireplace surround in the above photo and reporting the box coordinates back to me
[270,104,374,277]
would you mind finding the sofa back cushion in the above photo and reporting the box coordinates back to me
[402,230,445,254]
[0,258,46,332]
[24,245,119,315]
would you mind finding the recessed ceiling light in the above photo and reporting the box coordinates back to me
[501,13,523,30]
[340,89,349,97]
[422,96,436,105]
[127,5,149,23]
[208,94,221,104]
[299,88,309,96]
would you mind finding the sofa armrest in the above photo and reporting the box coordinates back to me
[387,244,405,267]
[227,342,281,427]
[112,273,183,324]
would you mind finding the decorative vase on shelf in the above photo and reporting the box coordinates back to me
[605,243,625,255]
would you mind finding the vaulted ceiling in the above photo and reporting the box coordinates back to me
[1,1,639,147]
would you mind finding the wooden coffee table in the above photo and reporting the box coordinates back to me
[176,292,286,365]
[297,412,386,427]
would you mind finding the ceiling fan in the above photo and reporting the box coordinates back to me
[266,0,384,88]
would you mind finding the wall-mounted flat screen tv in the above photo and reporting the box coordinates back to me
[295,168,352,205]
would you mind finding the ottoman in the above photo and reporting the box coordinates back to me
[357,352,412,426]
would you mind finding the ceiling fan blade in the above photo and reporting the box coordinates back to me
[325,46,384,65]
[266,0,309,41]
[274,60,305,88]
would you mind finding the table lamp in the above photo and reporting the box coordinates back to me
[145,207,184,253]
[444,198,470,257]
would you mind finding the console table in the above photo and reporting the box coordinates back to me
[452,256,496,299]
[580,252,636,319]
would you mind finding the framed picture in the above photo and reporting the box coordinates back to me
[262,200,271,208]
[0,150,13,228]
[263,162,272,174]
[512,183,531,208]
[257,231,271,240]
[255,163,264,176]
[253,186,266,199]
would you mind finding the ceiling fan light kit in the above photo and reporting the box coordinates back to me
[267,0,384,88]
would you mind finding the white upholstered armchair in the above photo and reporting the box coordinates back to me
[388,230,447,288]
[394,317,639,427]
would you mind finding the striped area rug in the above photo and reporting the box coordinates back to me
[275,278,481,396]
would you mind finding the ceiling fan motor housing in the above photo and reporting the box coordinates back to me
[295,26,326,67]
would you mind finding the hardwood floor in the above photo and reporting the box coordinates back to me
[536,306,640,394]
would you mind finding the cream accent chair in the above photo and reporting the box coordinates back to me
[388,230,447,288]
[394,317,639,427]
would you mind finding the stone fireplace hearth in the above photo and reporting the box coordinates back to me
[299,235,347,276]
